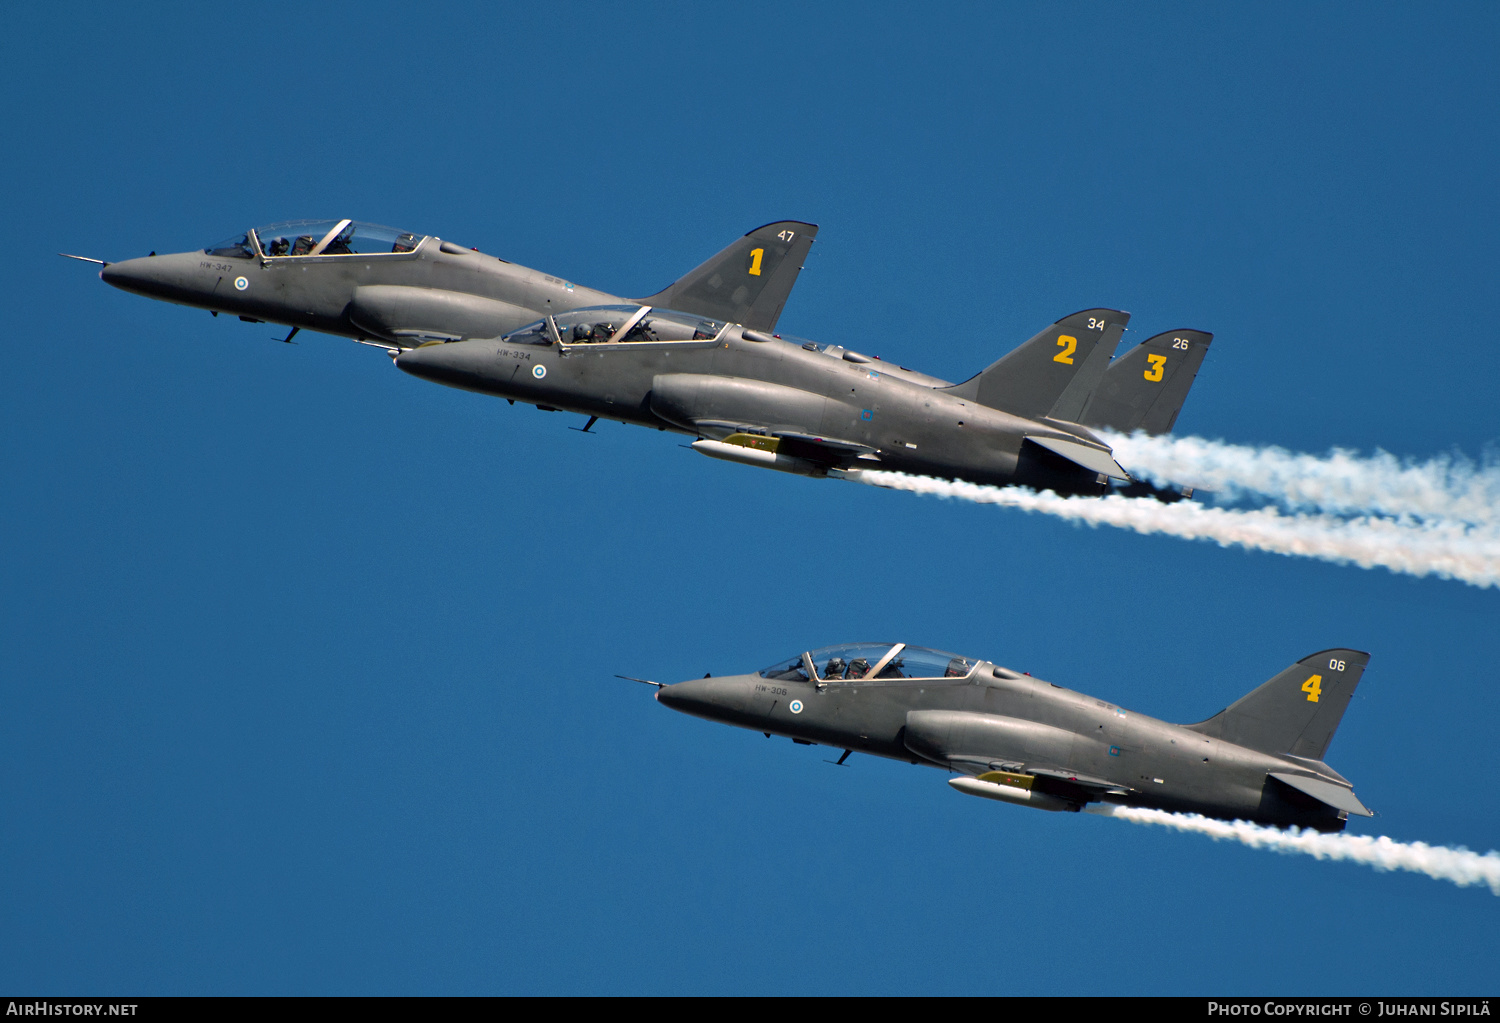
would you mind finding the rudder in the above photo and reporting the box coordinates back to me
[1186,649,1369,760]
[636,221,817,331]
[1080,329,1213,435]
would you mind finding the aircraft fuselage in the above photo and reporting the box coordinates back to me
[654,656,1364,833]
[101,240,617,346]
[396,326,1112,493]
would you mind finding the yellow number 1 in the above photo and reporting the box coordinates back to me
[748,248,764,276]
[1301,674,1323,703]
[1144,354,1167,381]
[1054,335,1077,364]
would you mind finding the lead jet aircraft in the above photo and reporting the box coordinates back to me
[73,218,817,347]
[631,643,1373,832]
[395,303,1212,495]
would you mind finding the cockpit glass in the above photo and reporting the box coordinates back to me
[554,305,725,344]
[501,319,553,346]
[805,644,976,681]
[758,655,810,682]
[552,305,643,344]
[807,644,897,681]
[888,648,977,679]
[204,233,255,259]
[252,220,423,258]
[632,308,726,342]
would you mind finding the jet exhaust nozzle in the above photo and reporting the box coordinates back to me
[948,775,1076,812]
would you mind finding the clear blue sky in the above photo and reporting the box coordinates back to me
[3,2,1497,995]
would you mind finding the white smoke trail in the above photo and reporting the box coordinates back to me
[1085,804,1500,895]
[849,470,1500,588]
[1105,431,1500,526]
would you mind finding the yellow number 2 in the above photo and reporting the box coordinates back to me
[748,248,764,276]
[1144,354,1167,382]
[1053,335,1077,364]
[1301,674,1323,703]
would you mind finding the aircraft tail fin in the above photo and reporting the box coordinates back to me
[940,309,1130,421]
[1080,329,1213,435]
[1185,649,1369,761]
[635,221,817,331]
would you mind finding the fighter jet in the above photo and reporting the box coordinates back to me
[633,643,1373,833]
[395,302,1212,495]
[70,218,817,347]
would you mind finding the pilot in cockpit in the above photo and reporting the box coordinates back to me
[846,658,871,680]
[822,657,846,680]
[266,236,290,257]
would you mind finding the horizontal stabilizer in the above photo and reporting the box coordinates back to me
[1270,772,1374,817]
[1025,436,1132,480]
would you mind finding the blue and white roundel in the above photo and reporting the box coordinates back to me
[789,699,803,714]
[532,363,546,378]
[233,276,248,291]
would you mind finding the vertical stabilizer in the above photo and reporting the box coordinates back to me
[1186,649,1369,760]
[941,309,1131,421]
[1080,329,1213,435]
[636,221,817,331]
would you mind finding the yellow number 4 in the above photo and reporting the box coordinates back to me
[1301,674,1322,703]
[1144,354,1167,382]
[748,248,764,276]
[1054,335,1077,364]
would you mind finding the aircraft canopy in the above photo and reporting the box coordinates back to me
[501,305,728,346]
[760,644,978,682]
[206,220,425,259]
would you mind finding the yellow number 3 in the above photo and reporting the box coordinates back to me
[1301,674,1322,703]
[1144,354,1167,381]
[1054,335,1077,364]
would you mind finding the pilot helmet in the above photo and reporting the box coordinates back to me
[572,323,592,341]
[824,657,846,678]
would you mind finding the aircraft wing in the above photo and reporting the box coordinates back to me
[946,757,1137,795]
[686,425,874,461]
[1024,765,1136,795]
[772,431,878,458]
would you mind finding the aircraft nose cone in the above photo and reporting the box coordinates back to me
[99,251,205,301]
[655,677,748,722]
[99,255,153,293]
[394,341,484,385]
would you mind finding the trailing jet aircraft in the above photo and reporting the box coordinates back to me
[629,643,1373,832]
[395,303,1213,495]
[70,217,817,346]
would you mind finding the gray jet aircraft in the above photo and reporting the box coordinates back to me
[634,643,1373,832]
[73,217,817,346]
[396,302,1212,496]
